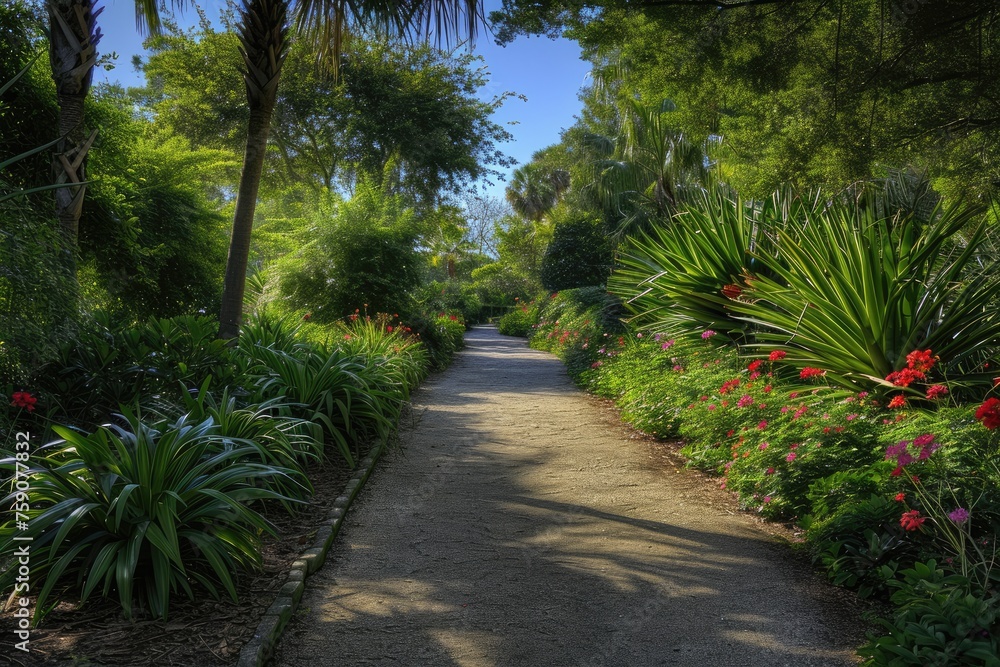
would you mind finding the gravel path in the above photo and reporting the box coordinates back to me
[273,327,865,667]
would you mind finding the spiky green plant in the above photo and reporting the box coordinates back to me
[730,196,1000,394]
[0,412,301,621]
[610,187,818,339]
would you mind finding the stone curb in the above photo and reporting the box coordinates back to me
[235,442,385,667]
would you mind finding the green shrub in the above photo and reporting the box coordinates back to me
[274,180,421,321]
[0,412,302,621]
[497,301,537,337]
[539,213,612,291]
[34,314,234,427]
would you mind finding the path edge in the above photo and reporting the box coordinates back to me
[235,442,385,667]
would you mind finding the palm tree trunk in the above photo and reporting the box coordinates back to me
[47,0,101,269]
[218,0,289,340]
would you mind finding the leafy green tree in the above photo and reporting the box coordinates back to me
[274,178,422,320]
[539,211,611,290]
[492,0,1000,202]
[138,27,512,203]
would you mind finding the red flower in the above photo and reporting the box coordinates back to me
[885,368,925,387]
[975,397,1000,430]
[450,315,458,321]
[905,349,937,373]
[386,326,394,333]
[888,394,906,409]
[799,367,825,379]
[899,510,926,531]
[747,359,762,373]
[925,384,948,400]
[894,493,906,502]
[10,391,37,412]
[768,350,787,361]
[719,378,741,394]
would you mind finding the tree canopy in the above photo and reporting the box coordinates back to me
[492,0,1000,201]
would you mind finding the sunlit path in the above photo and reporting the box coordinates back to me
[274,327,863,667]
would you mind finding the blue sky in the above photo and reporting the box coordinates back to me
[92,0,591,199]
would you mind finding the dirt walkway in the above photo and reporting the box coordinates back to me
[273,327,865,666]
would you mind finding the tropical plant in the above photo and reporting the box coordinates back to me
[586,98,713,240]
[610,187,813,339]
[505,162,570,223]
[0,412,301,621]
[730,195,1000,395]
[249,345,395,465]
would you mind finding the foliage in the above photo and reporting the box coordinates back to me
[613,184,1000,397]
[33,315,234,428]
[333,312,430,397]
[529,287,626,380]
[138,27,514,202]
[585,97,713,238]
[406,312,466,371]
[82,100,232,319]
[539,211,612,291]
[860,561,1000,666]
[274,179,422,322]
[416,280,483,325]
[610,187,808,339]
[497,301,539,337]
[492,0,1000,202]
[730,195,1000,396]
[0,412,301,621]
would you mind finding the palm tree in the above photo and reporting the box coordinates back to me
[588,98,713,240]
[504,162,570,223]
[217,0,483,339]
[45,0,183,269]
[46,0,100,264]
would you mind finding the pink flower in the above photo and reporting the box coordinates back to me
[785,452,797,462]
[757,420,768,430]
[763,496,772,504]
[948,508,970,524]
[765,467,775,475]
[759,442,769,450]
[701,330,717,340]
[737,394,754,408]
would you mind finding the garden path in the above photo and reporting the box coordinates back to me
[273,327,865,666]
